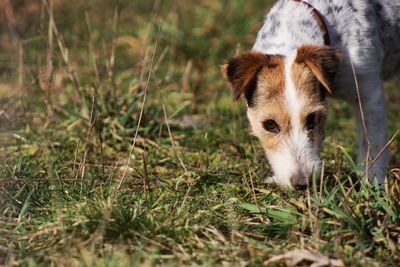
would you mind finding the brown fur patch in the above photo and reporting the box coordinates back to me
[256,55,286,101]
[295,45,341,94]
[247,101,290,151]
[245,55,288,151]
[222,52,284,106]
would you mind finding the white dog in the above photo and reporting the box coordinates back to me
[222,0,400,189]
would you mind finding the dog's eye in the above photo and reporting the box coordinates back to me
[263,119,280,133]
[306,113,317,130]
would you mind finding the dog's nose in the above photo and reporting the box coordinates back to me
[290,175,308,190]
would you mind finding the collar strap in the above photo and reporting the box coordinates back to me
[293,0,330,45]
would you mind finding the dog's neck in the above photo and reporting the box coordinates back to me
[292,0,330,45]
[252,0,331,56]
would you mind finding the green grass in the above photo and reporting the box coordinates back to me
[1,0,400,266]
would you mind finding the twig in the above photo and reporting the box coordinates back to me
[138,0,161,87]
[105,158,123,185]
[84,12,101,88]
[98,131,105,180]
[248,169,266,223]
[142,152,150,201]
[368,129,399,171]
[45,0,54,115]
[349,58,371,181]
[72,138,81,183]
[46,0,54,90]
[18,40,24,89]
[117,24,162,190]
[155,79,187,172]
[306,180,315,237]
[108,1,122,97]
[43,0,82,101]
[75,96,96,192]
[3,0,24,88]
[319,160,325,198]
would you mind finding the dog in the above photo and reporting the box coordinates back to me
[222,0,400,190]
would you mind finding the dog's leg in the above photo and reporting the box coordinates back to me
[354,75,389,185]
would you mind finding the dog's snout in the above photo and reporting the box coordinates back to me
[290,174,308,190]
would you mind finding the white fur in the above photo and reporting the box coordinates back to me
[266,52,321,188]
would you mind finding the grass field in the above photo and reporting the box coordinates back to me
[1,0,400,266]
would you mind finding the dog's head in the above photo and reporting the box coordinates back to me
[222,45,341,190]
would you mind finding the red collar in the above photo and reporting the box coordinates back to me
[293,0,330,45]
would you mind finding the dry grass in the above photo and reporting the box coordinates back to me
[1,0,400,266]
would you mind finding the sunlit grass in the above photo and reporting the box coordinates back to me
[1,0,399,266]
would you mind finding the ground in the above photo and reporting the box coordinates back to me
[1,0,400,266]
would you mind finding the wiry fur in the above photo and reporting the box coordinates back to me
[223,0,400,189]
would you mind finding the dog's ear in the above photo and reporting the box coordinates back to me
[222,52,269,106]
[295,45,341,94]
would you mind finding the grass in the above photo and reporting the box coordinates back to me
[1,0,400,266]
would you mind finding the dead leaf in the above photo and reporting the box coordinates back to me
[0,110,10,129]
[265,249,344,267]
[391,168,400,180]
[168,114,206,129]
